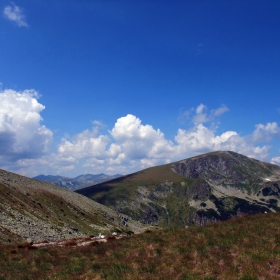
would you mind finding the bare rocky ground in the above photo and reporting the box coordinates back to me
[0,168,147,244]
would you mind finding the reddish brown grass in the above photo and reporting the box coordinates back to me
[1,212,280,279]
[107,235,116,240]
[65,239,77,246]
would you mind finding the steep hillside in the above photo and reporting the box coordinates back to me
[0,169,146,244]
[77,151,280,227]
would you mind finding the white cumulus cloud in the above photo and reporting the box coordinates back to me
[271,157,280,165]
[251,122,280,142]
[174,124,271,160]
[58,130,110,159]
[0,89,53,164]
[3,3,28,27]
[110,114,175,161]
[2,99,280,177]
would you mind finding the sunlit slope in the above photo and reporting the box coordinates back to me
[77,151,280,227]
[77,163,195,227]
[0,169,145,244]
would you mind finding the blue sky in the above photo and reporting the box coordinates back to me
[1,0,280,177]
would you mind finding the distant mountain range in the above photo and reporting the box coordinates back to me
[33,173,122,190]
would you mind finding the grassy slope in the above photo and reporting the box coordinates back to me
[1,212,280,279]
[77,152,280,227]
[77,164,196,226]
[77,163,189,196]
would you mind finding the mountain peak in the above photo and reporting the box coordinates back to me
[77,151,280,228]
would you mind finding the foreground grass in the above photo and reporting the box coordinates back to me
[1,212,280,279]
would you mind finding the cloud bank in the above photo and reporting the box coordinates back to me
[0,90,279,177]
[3,3,28,27]
[0,89,52,168]
[52,105,280,176]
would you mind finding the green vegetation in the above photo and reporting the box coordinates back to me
[78,163,190,198]
[1,212,280,279]
[75,151,280,229]
[76,163,196,227]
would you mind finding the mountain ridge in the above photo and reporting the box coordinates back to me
[77,151,280,227]
[33,173,123,190]
[2,150,280,244]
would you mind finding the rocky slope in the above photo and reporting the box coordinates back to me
[77,151,280,227]
[33,173,122,190]
[0,169,146,244]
